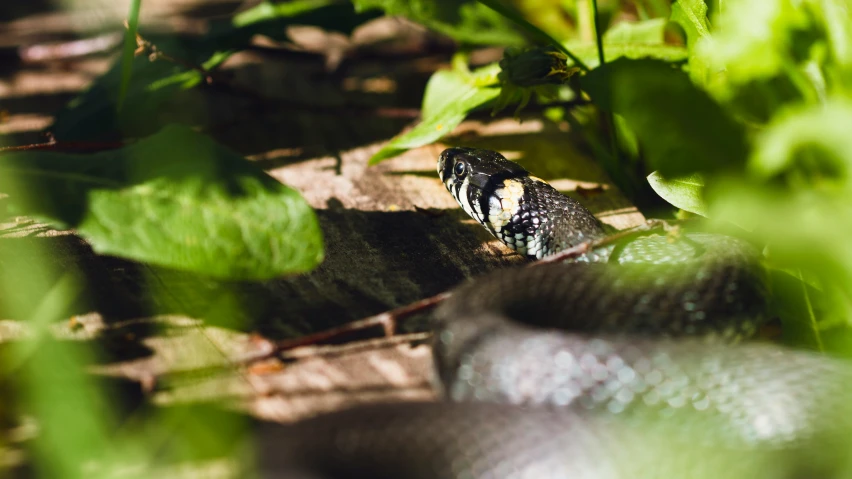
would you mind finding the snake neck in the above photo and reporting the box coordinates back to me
[460,174,608,260]
[438,147,608,259]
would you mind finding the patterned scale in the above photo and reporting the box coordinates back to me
[437,147,606,259]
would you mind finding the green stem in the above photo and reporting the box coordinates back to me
[117,0,143,110]
[797,269,824,352]
[590,0,623,192]
[591,0,606,67]
[576,0,593,42]
[476,0,590,72]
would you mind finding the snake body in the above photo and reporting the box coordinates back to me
[261,148,852,478]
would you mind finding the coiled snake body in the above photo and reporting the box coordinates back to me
[261,148,852,479]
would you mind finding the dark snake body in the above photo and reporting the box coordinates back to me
[261,148,852,478]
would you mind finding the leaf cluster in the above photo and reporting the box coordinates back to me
[363,0,852,350]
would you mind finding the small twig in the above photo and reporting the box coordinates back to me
[240,292,451,364]
[0,140,127,153]
[278,332,432,361]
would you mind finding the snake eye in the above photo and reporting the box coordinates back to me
[453,161,467,177]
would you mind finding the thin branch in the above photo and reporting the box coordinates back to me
[239,292,451,365]
[0,141,127,154]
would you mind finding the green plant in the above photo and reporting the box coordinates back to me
[4,0,852,476]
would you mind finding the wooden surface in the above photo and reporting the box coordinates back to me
[0,0,646,431]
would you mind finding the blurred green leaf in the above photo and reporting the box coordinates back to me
[580,58,748,176]
[567,42,688,69]
[670,0,710,46]
[51,47,231,142]
[603,18,667,44]
[13,273,124,478]
[696,0,852,114]
[647,171,707,216]
[670,0,712,84]
[749,100,852,185]
[369,65,501,164]
[353,0,525,45]
[0,125,324,279]
[703,0,811,86]
[708,180,852,331]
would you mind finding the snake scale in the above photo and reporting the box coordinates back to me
[260,148,852,478]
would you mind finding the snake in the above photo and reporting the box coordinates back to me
[260,148,852,478]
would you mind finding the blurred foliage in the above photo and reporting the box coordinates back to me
[117,0,142,109]
[580,58,748,177]
[1,125,323,279]
[6,0,852,476]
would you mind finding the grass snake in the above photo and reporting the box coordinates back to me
[260,148,852,478]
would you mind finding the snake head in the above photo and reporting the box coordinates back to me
[438,147,528,188]
[438,147,605,259]
[437,148,530,230]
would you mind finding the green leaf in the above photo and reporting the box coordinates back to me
[749,100,852,183]
[670,0,712,84]
[421,63,500,117]
[567,42,688,69]
[369,66,501,164]
[353,0,525,46]
[670,0,710,46]
[0,125,323,280]
[647,171,707,216]
[707,180,852,336]
[603,18,668,44]
[51,47,228,142]
[580,58,748,176]
[703,0,808,85]
[695,0,850,113]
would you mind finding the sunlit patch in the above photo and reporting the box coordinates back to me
[487,179,525,235]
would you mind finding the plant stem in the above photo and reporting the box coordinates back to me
[117,0,143,110]
[590,0,624,193]
[591,0,606,67]
[797,269,824,352]
[476,0,590,71]
[576,0,593,42]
